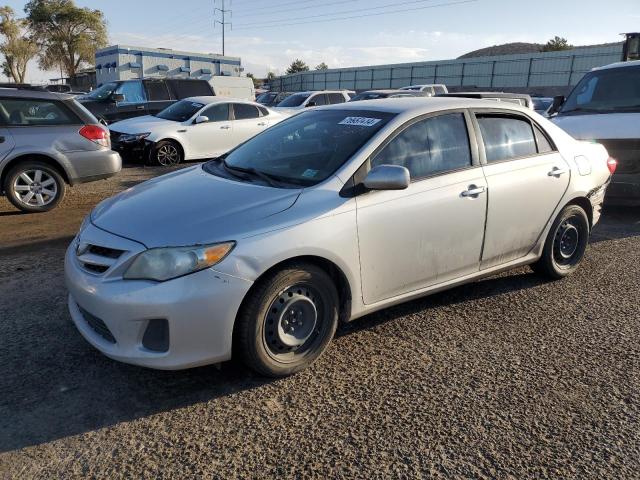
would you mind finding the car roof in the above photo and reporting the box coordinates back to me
[359,89,416,94]
[313,96,532,115]
[593,59,640,71]
[183,96,259,105]
[0,88,73,101]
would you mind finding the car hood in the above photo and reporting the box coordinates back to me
[109,115,178,134]
[91,165,302,248]
[551,112,640,140]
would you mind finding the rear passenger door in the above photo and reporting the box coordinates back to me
[143,80,173,115]
[474,111,570,269]
[230,103,264,144]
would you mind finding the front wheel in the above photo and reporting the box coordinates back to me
[235,263,339,377]
[531,204,590,279]
[3,161,66,213]
[150,140,183,167]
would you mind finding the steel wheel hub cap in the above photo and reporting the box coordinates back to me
[558,223,579,259]
[276,295,317,347]
[13,169,57,207]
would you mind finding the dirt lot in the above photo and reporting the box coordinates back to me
[1,167,639,479]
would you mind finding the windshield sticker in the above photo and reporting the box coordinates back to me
[302,169,319,178]
[339,116,381,127]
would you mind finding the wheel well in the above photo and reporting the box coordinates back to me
[566,197,593,228]
[157,139,185,158]
[1,154,69,191]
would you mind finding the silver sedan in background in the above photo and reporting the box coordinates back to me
[64,98,614,377]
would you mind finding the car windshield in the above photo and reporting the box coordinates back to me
[205,109,395,187]
[277,92,311,107]
[532,98,552,110]
[561,65,640,114]
[350,92,387,101]
[83,82,117,101]
[156,100,205,122]
[256,93,277,105]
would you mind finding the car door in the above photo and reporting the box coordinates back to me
[230,103,265,144]
[473,111,571,269]
[356,111,487,305]
[184,103,232,158]
[143,80,173,116]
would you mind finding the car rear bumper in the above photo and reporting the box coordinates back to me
[606,172,640,205]
[64,226,253,370]
[67,149,121,185]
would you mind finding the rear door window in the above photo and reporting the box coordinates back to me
[144,80,171,101]
[232,103,261,120]
[476,114,538,162]
[0,98,79,126]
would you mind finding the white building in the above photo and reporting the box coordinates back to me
[95,45,242,86]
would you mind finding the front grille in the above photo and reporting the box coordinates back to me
[77,242,125,275]
[597,139,640,174]
[79,306,116,344]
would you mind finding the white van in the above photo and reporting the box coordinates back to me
[550,60,640,204]
[209,76,255,101]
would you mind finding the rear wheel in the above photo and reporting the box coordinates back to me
[3,161,66,213]
[531,204,589,279]
[150,140,183,167]
[235,263,339,377]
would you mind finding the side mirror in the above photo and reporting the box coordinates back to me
[549,95,565,115]
[111,93,125,103]
[363,165,410,191]
[195,115,209,124]
[305,101,316,107]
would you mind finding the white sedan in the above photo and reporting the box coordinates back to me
[109,97,288,166]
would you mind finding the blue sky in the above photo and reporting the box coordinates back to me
[3,0,639,82]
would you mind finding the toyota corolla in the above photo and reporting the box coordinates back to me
[65,98,614,377]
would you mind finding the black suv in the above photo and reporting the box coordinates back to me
[77,78,215,124]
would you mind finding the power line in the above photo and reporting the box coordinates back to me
[232,0,477,30]
[234,0,367,20]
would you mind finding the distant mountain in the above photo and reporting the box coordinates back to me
[458,43,543,59]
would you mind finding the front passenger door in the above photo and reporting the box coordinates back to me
[185,103,232,158]
[356,111,487,305]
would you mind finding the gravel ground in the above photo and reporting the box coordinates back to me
[0,168,639,479]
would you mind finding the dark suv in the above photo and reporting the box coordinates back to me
[77,78,215,124]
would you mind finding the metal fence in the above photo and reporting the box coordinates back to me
[269,44,623,94]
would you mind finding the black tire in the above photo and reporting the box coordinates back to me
[531,204,590,279]
[3,161,66,213]
[150,140,183,167]
[235,263,339,377]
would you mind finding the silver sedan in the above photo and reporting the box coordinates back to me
[64,98,614,376]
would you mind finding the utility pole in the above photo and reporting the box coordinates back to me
[214,0,231,56]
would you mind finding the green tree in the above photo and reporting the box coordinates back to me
[266,71,277,81]
[315,62,328,71]
[245,72,262,88]
[0,6,39,83]
[25,0,107,78]
[285,58,309,75]
[542,36,572,52]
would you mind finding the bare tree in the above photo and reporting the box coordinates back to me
[0,6,39,83]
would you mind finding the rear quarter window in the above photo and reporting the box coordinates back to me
[0,98,80,126]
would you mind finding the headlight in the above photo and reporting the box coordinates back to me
[123,242,235,282]
[120,132,150,143]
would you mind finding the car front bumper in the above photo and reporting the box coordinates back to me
[64,224,253,370]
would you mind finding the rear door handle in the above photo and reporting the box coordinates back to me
[548,167,568,177]
[461,185,486,198]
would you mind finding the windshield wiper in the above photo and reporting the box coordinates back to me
[222,160,285,188]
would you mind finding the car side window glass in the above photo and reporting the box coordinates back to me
[144,81,171,101]
[233,103,260,120]
[433,86,446,94]
[371,113,472,179]
[115,81,147,104]
[0,98,77,126]
[477,115,537,162]
[310,94,327,106]
[328,93,345,104]
[201,103,229,122]
[533,124,554,154]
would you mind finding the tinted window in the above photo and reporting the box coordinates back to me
[433,86,447,94]
[309,94,326,106]
[372,113,472,179]
[144,80,171,101]
[534,124,554,153]
[256,92,277,105]
[477,115,537,162]
[277,93,310,107]
[168,80,213,99]
[215,109,395,186]
[156,99,204,122]
[0,98,77,126]
[83,82,117,101]
[351,92,386,101]
[115,81,147,104]
[258,106,269,116]
[233,103,260,120]
[328,93,345,104]
[561,65,640,113]
[201,103,229,122]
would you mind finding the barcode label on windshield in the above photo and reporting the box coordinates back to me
[339,117,381,127]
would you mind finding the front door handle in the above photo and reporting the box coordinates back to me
[257,122,267,126]
[548,167,568,177]
[461,185,486,198]
[220,125,231,130]
[136,105,145,110]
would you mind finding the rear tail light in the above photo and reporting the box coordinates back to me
[606,157,617,175]
[79,125,109,148]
